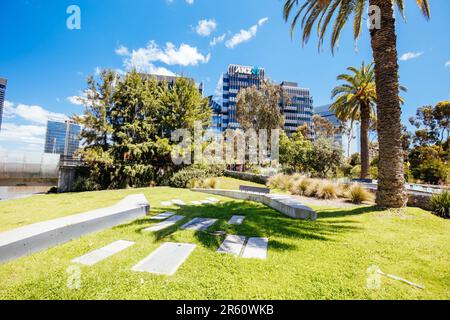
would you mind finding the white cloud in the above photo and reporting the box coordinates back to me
[195,19,217,37]
[186,0,194,4]
[258,17,269,26]
[0,122,46,147]
[225,17,268,49]
[118,41,210,75]
[210,34,226,46]
[67,96,84,106]
[399,51,423,61]
[445,61,450,68]
[4,101,67,125]
[115,45,130,56]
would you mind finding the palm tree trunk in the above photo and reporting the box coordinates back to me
[369,0,407,208]
[360,103,370,179]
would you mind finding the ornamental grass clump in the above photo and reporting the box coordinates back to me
[316,181,339,200]
[347,184,374,204]
[430,190,450,219]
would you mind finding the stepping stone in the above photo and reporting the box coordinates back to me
[132,242,196,276]
[150,212,175,220]
[207,197,219,203]
[191,201,202,205]
[228,215,245,225]
[172,199,186,206]
[199,200,211,204]
[71,240,134,266]
[161,201,172,206]
[181,218,218,231]
[242,237,268,260]
[217,235,246,256]
[144,215,185,232]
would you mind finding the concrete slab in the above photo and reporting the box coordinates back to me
[150,212,175,220]
[207,197,219,203]
[144,215,185,232]
[132,242,196,276]
[191,201,202,205]
[181,218,218,231]
[0,194,149,264]
[172,199,186,206]
[242,237,268,260]
[161,201,173,206]
[217,235,246,256]
[71,240,134,266]
[228,215,245,225]
[199,200,211,204]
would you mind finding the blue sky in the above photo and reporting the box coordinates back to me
[1,0,449,152]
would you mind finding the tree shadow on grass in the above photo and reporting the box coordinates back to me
[317,205,383,219]
[118,200,365,253]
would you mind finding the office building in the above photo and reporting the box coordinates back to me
[44,119,81,157]
[280,81,314,136]
[213,64,265,131]
[314,104,360,157]
[210,64,314,135]
[0,78,7,133]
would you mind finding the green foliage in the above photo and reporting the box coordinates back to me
[409,145,449,184]
[73,176,102,193]
[309,138,344,178]
[169,164,225,188]
[236,80,287,131]
[430,191,450,219]
[75,70,212,189]
[413,158,449,185]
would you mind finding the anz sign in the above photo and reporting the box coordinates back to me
[229,65,263,77]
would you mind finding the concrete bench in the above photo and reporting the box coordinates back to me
[239,185,271,194]
[192,189,316,221]
[0,194,150,264]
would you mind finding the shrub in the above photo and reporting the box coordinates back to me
[347,184,374,204]
[413,158,449,185]
[316,181,339,199]
[169,164,225,188]
[73,176,102,192]
[430,191,450,219]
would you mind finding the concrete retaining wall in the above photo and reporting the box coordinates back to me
[0,194,150,264]
[192,189,317,221]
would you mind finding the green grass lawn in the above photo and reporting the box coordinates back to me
[0,179,449,300]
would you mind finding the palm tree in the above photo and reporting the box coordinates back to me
[283,0,430,208]
[331,62,407,180]
[331,62,376,180]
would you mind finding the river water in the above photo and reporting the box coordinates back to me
[0,186,51,201]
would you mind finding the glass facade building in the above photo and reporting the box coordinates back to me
[0,78,7,133]
[210,65,313,135]
[44,120,81,157]
[212,64,266,131]
[280,81,313,136]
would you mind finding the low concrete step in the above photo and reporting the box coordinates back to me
[0,194,149,264]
